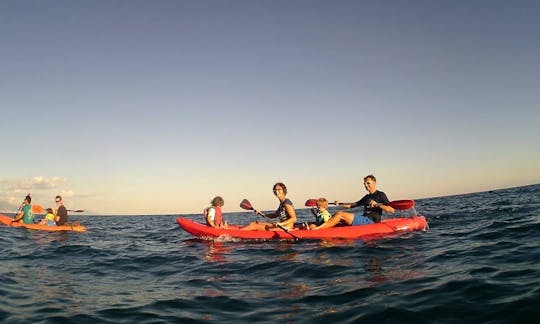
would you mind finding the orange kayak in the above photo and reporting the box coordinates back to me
[0,214,87,232]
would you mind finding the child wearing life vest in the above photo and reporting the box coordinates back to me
[204,196,227,228]
[39,208,57,226]
[307,198,332,230]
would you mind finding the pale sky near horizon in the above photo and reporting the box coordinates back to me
[1,1,539,215]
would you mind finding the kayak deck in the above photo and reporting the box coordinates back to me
[0,214,87,232]
[176,216,428,241]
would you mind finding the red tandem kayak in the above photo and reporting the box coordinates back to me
[176,215,428,240]
[0,214,87,232]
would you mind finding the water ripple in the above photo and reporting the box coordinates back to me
[1,184,539,322]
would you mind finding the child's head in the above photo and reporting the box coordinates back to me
[211,196,224,207]
[46,208,54,214]
[316,198,328,211]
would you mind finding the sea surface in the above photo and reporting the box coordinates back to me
[1,184,539,323]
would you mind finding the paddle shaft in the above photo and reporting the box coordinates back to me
[276,223,300,241]
[305,199,344,207]
[255,210,268,218]
[305,198,414,210]
[32,205,84,213]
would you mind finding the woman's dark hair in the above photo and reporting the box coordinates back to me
[273,182,287,195]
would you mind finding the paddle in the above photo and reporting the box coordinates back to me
[304,199,340,207]
[388,200,415,210]
[32,205,85,215]
[32,205,84,213]
[32,204,44,214]
[239,199,300,241]
[305,198,415,210]
[240,199,267,217]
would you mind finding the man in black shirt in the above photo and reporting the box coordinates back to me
[54,195,68,226]
[315,175,394,229]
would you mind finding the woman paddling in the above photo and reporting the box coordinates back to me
[241,182,297,231]
[315,175,394,230]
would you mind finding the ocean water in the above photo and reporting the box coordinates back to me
[1,184,539,323]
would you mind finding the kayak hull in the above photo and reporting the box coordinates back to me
[0,214,87,232]
[176,216,428,240]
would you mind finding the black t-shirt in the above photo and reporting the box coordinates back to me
[276,198,294,222]
[355,190,390,223]
[56,205,68,226]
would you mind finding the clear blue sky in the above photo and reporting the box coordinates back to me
[1,1,539,214]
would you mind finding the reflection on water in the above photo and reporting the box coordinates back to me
[203,241,232,263]
[365,257,385,283]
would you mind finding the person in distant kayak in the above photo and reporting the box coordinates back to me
[315,175,394,229]
[307,198,331,229]
[204,196,227,228]
[12,195,34,224]
[39,208,57,226]
[241,182,297,231]
[54,195,68,226]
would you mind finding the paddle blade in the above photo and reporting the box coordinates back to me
[240,199,254,211]
[305,199,318,207]
[388,200,415,210]
[32,204,44,214]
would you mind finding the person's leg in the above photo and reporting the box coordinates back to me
[335,211,355,225]
[241,222,269,230]
[351,213,373,225]
[317,211,354,229]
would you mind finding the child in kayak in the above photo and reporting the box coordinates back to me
[39,208,57,226]
[204,196,228,228]
[307,198,331,229]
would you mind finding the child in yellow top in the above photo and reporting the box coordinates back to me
[39,208,57,226]
[308,198,332,229]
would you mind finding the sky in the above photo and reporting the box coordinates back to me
[1,0,539,215]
